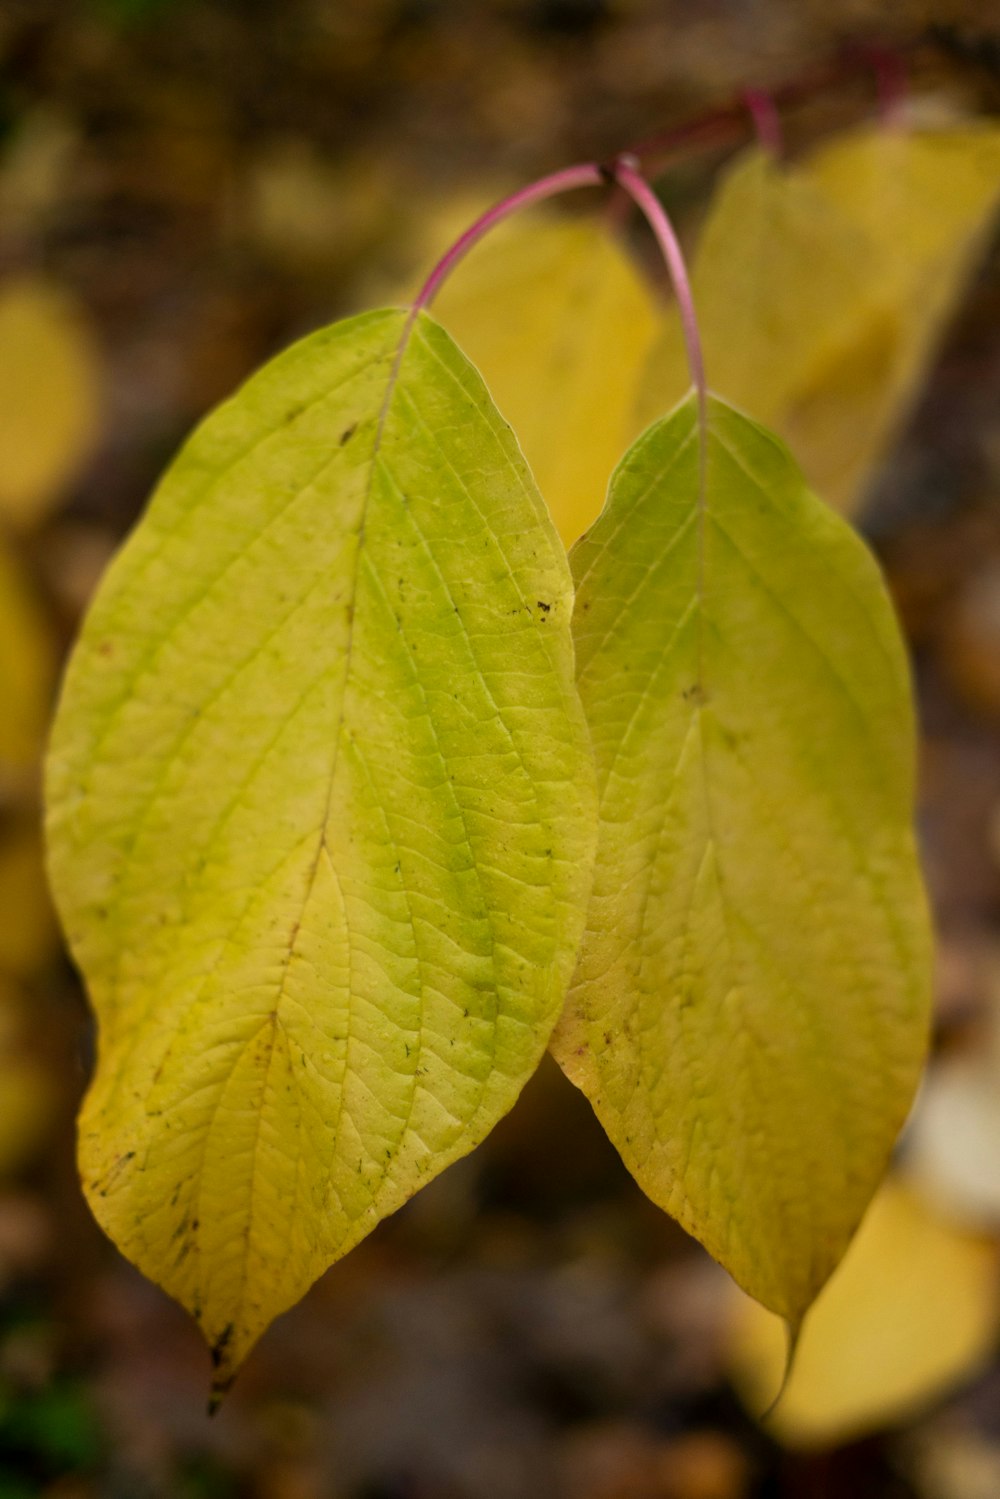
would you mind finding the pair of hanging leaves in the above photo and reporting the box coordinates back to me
[47,148,936,1398]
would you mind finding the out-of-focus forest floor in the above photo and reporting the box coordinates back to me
[3,2,1000,1496]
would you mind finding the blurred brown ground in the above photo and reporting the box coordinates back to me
[1,3,1000,1497]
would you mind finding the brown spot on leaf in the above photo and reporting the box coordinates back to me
[210,1322,234,1370]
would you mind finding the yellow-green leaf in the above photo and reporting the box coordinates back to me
[551,392,932,1327]
[0,275,102,529]
[46,307,597,1392]
[784,122,1000,514]
[431,211,663,547]
[728,1180,1000,1446]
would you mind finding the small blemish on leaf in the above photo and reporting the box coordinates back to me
[210,1323,234,1370]
[339,422,358,446]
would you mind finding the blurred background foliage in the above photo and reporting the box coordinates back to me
[2,1,1000,1496]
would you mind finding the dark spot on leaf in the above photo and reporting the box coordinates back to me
[536,600,551,612]
[210,1323,234,1369]
[339,421,358,446]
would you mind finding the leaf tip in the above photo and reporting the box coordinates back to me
[758,1312,804,1424]
[206,1322,238,1417]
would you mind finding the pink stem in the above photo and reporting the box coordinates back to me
[744,88,784,156]
[629,38,922,175]
[610,156,707,439]
[411,163,605,315]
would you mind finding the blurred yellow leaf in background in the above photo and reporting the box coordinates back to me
[0,982,58,1178]
[0,274,102,529]
[0,109,79,236]
[243,140,395,275]
[431,211,663,546]
[905,971,1000,1231]
[640,124,1000,517]
[638,149,880,446]
[728,1180,1000,1447]
[0,820,56,977]
[0,538,54,779]
[786,123,1000,515]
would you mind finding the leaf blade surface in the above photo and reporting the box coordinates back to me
[552,392,932,1324]
[46,307,597,1388]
